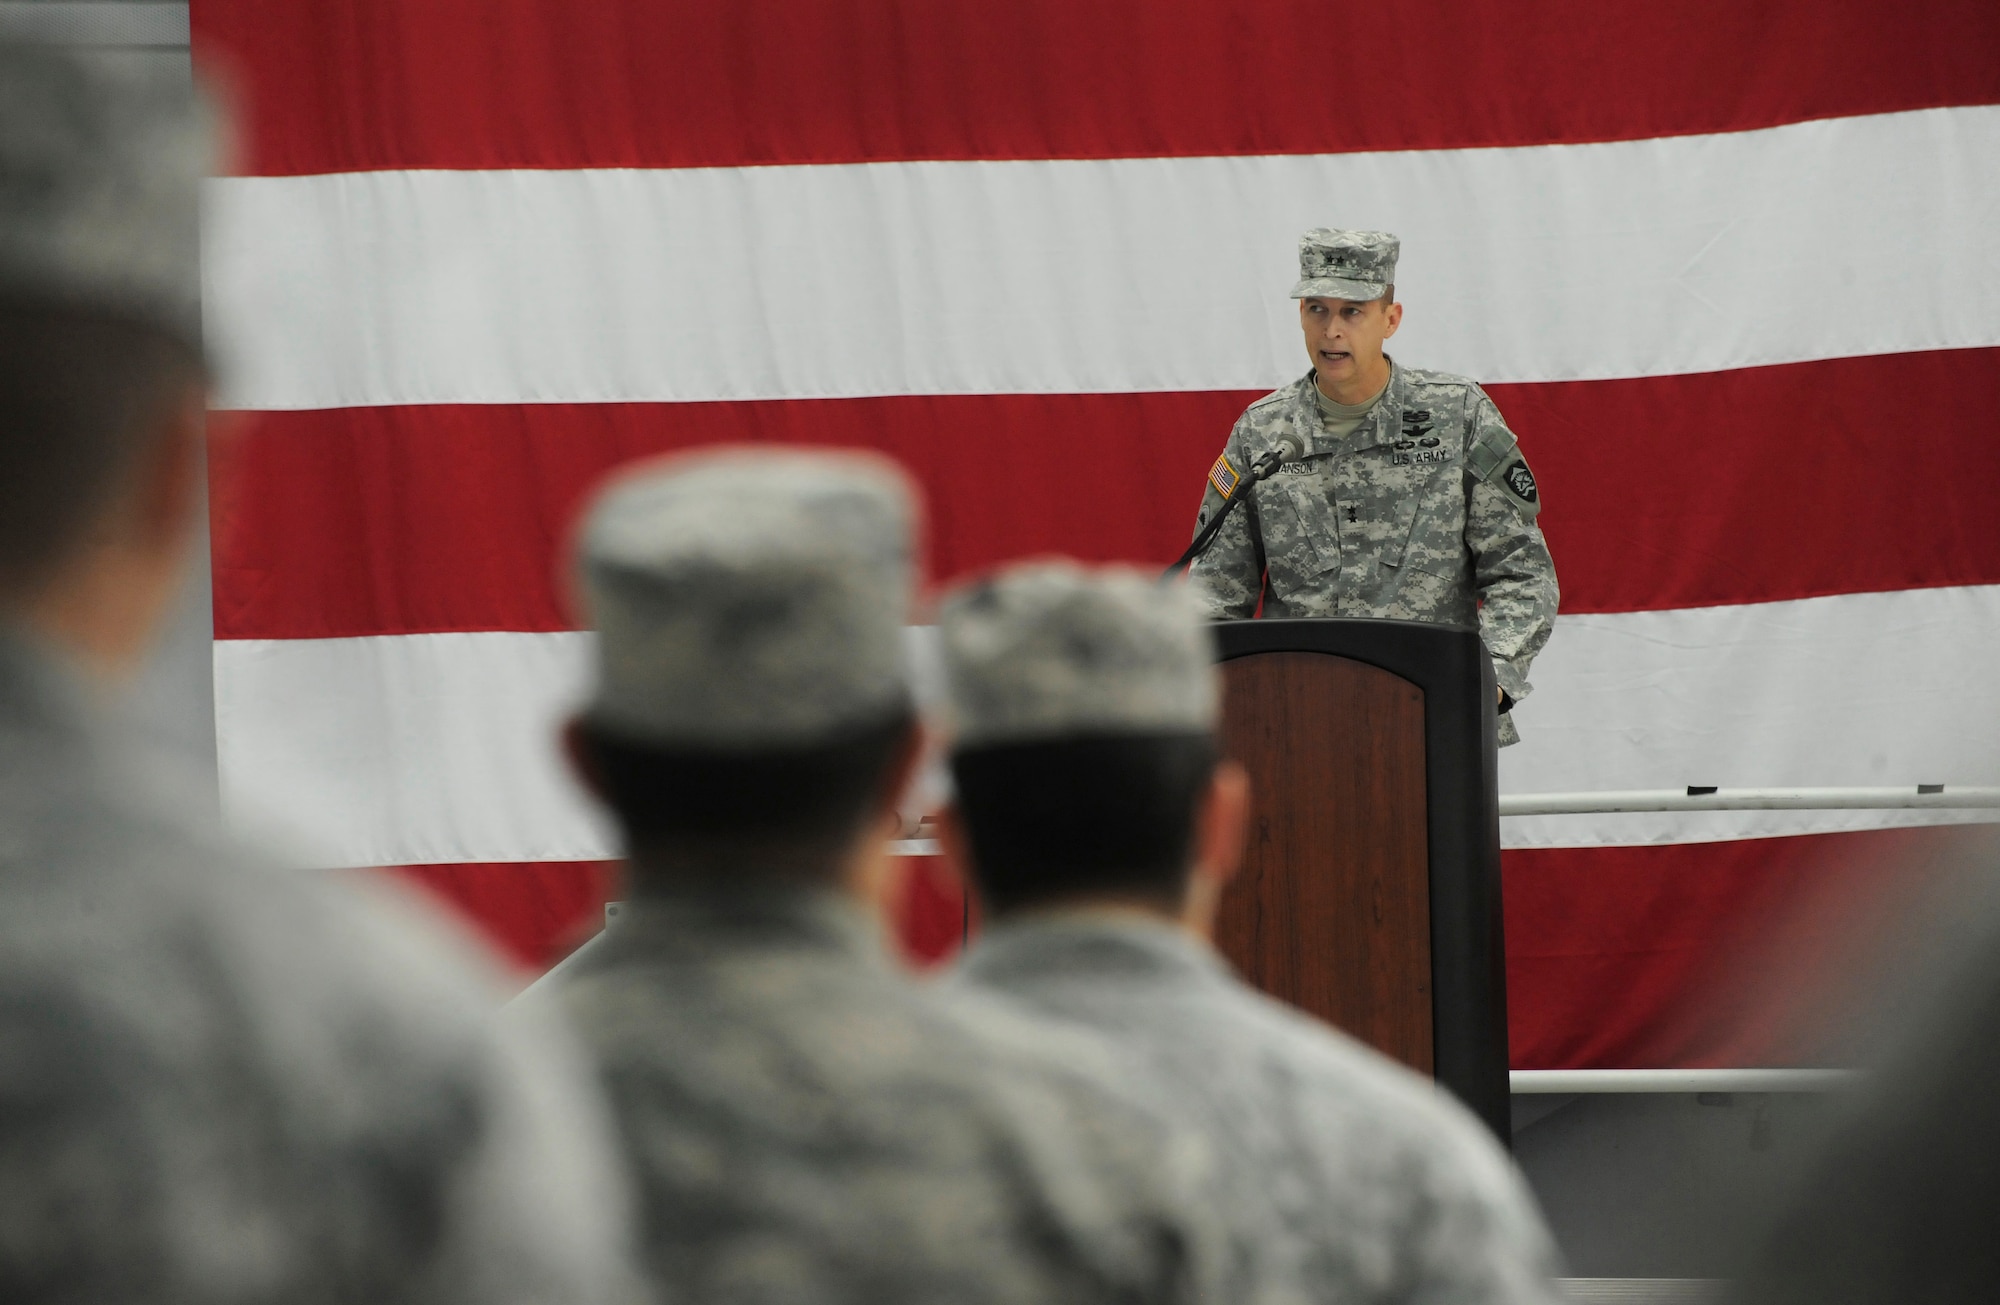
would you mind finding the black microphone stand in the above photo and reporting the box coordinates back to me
[1162,446,1294,579]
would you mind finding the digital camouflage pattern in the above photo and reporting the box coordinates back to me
[0,42,211,349]
[958,914,1566,1305]
[1290,228,1399,302]
[0,628,640,1305]
[556,886,1268,1305]
[937,561,1218,749]
[577,447,917,749]
[1188,363,1558,744]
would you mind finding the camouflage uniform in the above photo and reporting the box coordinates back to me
[0,627,640,1305]
[936,561,1564,1304]
[958,914,1565,1305]
[1190,364,1557,743]
[0,43,639,1305]
[556,451,1268,1305]
[559,888,1253,1305]
[1190,228,1558,745]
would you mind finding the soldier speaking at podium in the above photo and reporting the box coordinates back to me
[1188,229,1559,744]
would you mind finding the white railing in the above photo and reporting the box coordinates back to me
[1510,1068,1858,1094]
[887,785,2000,854]
[1500,785,2000,817]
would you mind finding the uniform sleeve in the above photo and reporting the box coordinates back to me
[1462,391,1559,706]
[1401,1112,1568,1305]
[1186,419,1266,620]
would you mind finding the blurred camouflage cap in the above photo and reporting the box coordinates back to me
[937,561,1218,750]
[576,447,919,749]
[0,41,215,349]
[1289,228,1399,302]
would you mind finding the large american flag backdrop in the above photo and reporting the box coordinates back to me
[190,1,2000,1069]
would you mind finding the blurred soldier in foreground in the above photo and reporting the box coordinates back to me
[551,449,1252,1304]
[1187,229,1557,744]
[0,44,637,1304]
[936,560,1565,1303]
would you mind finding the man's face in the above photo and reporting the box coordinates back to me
[1299,295,1402,384]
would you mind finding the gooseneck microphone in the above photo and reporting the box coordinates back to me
[1163,433,1304,578]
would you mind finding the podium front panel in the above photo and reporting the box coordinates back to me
[1216,651,1433,1071]
[1211,618,1509,1139]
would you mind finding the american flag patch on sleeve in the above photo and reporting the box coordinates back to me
[1207,454,1241,498]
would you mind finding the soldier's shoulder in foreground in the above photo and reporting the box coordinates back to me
[1230,987,1563,1292]
[0,742,637,1304]
[560,908,1236,1303]
[928,981,1268,1303]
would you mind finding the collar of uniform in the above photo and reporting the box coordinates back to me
[606,880,888,968]
[960,907,1230,990]
[0,621,241,843]
[0,620,94,753]
[1344,358,1407,452]
[1292,358,1405,458]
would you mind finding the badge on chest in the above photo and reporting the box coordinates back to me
[1389,411,1451,467]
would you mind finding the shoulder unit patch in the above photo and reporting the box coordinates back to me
[1501,457,1539,507]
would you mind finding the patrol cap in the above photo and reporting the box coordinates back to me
[937,561,1218,750]
[0,40,214,349]
[575,446,919,750]
[1289,228,1399,303]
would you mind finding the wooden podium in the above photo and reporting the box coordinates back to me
[1211,618,1509,1136]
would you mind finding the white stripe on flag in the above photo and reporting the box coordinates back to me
[1500,585,2000,847]
[214,630,611,868]
[203,107,2000,411]
[214,587,2000,870]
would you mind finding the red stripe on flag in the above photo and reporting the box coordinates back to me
[191,0,2000,176]
[211,349,2000,640]
[380,859,619,973]
[378,856,972,978]
[1502,827,1986,1070]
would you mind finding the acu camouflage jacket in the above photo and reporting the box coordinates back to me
[1188,364,1558,738]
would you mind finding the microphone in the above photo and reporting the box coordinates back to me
[1163,433,1305,577]
[1245,433,1305,483]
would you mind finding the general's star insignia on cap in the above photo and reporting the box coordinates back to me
[1290,228,1399,302]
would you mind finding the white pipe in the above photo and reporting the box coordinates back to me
[893,789,2000,849]
[1510,1068,1858,1094]
[509,919,618,1004]
[1499,786,2000,817]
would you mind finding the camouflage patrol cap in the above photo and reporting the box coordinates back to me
[1290,228,1399,302]
[0,41,215,349]
[576,447,919,749]
[937,561,1218,750]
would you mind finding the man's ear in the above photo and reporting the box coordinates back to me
[1381,300,1404,340]
[562,717,607,802]
[1183,760,1252,937]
